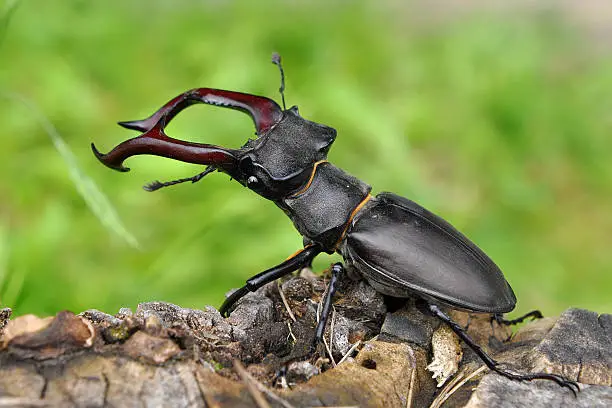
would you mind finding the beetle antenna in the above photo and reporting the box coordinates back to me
[271,52,286,110]
[143,166,216,192]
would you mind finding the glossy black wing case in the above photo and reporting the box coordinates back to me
[343,192,516,313]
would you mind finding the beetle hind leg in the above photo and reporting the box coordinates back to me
[427,303,580,396]
[492,309,543,326]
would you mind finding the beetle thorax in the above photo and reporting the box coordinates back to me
[280,163,371,251]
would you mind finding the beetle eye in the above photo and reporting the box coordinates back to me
[247,176,260,188]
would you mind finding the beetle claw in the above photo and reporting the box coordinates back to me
[496,368,580,397]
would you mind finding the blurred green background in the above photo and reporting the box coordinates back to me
[0,1,610,318]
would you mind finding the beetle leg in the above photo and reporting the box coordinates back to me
[143,166,215,192]
[428,303,580,396]
[490,310,543,342]
[463,313,473,331]
[312,262,344,351]
[492,310,543,326]
[219,245,323,317]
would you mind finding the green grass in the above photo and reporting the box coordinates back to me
[0,1,610,318]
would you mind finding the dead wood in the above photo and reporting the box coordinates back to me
[0,274,610,408]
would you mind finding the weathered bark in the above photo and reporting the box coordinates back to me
[0,274,610,408]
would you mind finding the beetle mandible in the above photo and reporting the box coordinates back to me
[92,54,579,393]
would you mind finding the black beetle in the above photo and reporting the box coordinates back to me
[92,55,579,394]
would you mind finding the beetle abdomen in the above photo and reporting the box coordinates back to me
[342,192,516,313]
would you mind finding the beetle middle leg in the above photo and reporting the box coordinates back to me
[219,244,323,317]
[427,303,580,395]
[312,262,344,352]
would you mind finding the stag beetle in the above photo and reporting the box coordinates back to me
[92,54,578,394]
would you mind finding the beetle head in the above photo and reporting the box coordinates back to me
[237,105,336,198]
[92,88,337,200]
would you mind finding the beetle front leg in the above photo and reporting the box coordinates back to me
[219,245,323,317]
[427,303,580,396]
